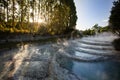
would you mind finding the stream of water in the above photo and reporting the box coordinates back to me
[0,32,120,80]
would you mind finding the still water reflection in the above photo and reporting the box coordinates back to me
[57,56,120,80]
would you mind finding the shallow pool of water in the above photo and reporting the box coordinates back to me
[57,56,120,80]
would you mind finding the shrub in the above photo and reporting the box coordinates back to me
[112,38,120,51]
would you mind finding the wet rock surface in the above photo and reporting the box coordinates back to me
[0,32,120,80]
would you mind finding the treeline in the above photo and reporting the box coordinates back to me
[110,0,120,51]
[109,0,120,36]
[0,0,77,35]
[82,24,110,36]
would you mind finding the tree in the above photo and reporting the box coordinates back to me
[109,0,120,35]
[12,0,15,27]
[92,24,100,34]
[0,0,8,22]
[0,0,77,35]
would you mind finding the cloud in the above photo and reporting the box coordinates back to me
[102,19,108,23]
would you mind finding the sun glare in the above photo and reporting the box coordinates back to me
[38,18,44,23]
[29,18,44,23]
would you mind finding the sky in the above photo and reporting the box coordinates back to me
[74,0,115,30]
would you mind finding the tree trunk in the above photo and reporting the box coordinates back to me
[7,0,9,22]
[12,0,15,27]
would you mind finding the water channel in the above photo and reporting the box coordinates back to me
[0,32,120,80]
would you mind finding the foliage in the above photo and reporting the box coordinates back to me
[0,0,77,35]
[82,25,110,36]
[82,29,95,36]
[92,24,99,30]
[109,0,120,35]
[112,38,120,51]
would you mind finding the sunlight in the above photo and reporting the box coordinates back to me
[38,18,44,23]
[29,18,32,22]
[29,18,44,23]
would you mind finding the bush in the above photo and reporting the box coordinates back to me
[112,38,120,51]
[82,29,95,36]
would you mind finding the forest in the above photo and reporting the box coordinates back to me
[0,0,77,35]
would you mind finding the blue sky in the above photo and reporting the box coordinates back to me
[74,0,114,30]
